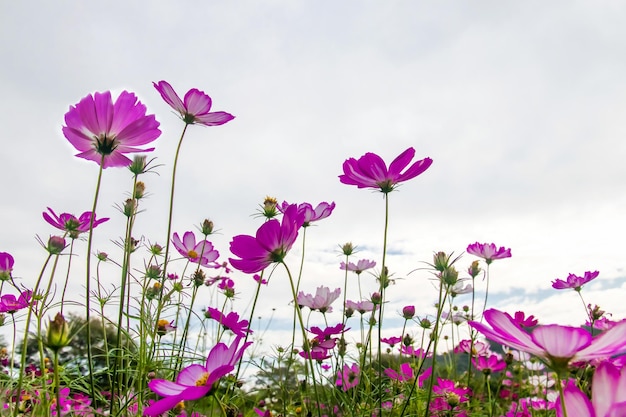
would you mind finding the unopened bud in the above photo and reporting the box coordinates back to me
[341,242,355,256]
[46,313,71,351]
[47,236,67,255]
[201,219,214,235]
[402,305,415,320]
[134,181,146,199]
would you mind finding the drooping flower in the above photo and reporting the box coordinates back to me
[63,91,161,168]
[466,242,512,264]
[0,252,14,281]
[336,363,360,391]
[153,80,234,126]
[339,147,433,193]
[229,204,304,274]
[43,208,109,236]
[552,271,600,291]
[205,307,251,337]
[144,336,251,416]
[469,309,626,372]
[557,362,626,417]
[297,286,341,313]
[278,201,335,226]
[340,259,376,274]
[171,231,219,268]
[0,290,32,314]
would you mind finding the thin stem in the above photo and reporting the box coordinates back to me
[85,156,106,400]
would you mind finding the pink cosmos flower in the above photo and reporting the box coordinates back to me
[381,336,402,347]
[557,362,626,417]
[297,286,341,313]
[472,354,507,374]
[466,242,512,264]
[205,307,251,337]
[340,259,376,274]
[512,311,538,328]
[43,208,109,235]
[278,201,335,227]
[171,231,219,268]
[144,336,251,416]
[336,363,360,391]
[0,252,14,281]
[469,309,626,371]
[153,80,234,126]
[344,299,375,315]
[63,91,161,168]
[385,362,414,382]
[552,271,600,291]
[0,290,32,314]
[454,339,490,356]
[229,204,304,273]
[431,378,471,412]
[339,147,433,193]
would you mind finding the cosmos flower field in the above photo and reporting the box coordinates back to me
[0,82,624,417]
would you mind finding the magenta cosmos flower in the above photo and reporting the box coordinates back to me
[43,207,109,235]
[0,252,14,281]
[205,307,251,337]
[172,231,219,268]
[336,363,360,391]
[0,290,32,314]
[153,80,234,126]
[229,204,304,274]
[144,336,252,416]
[557,362,626,417]
[339,147,433,193]
[466,242,512,264]
[63,91,161,168]
[552,270,599,291]
[278,201,335,226]
[469,309,626,372]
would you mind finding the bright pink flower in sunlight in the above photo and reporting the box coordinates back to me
[205,307,251,337]
[0,290,32,314]
[153,80,234,126]
[144,336,251,416]
[466,242,512,264]
[345,299,375,315]
[229,204,304,274]
[552,271,599,291]
[0,252,14,281]
[172,231,219,267]
[63,91,161,168]
[557,362,626,417]
[43,208,109,235]
[340,259,376,274]
[278,201,335,226]
[336,363,360,391]
[469,309,626,372]
[339,147,433,193]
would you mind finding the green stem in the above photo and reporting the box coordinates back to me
[85,156,106,401]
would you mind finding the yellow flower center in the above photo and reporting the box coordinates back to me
[196,372,210,386]
[188,250,199,259]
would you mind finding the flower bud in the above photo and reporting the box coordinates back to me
[123,199,136,217]
[340,242,355,256]
[403,333,414,347]
[47,236,67,255]
[192,270,206,287]
[433,252,449,272]
[129,155,148,175]
[468,260,481,278]
[133,181,146,199]
[419,318,432,329]
[402,305,415,319]
[145,264,161,280]
[200,219,214,236]
[261,196,278,219]
[371,292,382,304]
[46,313,71,351]
[97,252,108,261]
[441,266,459,286]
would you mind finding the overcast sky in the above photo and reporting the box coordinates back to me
[1,2,626,351]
